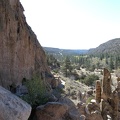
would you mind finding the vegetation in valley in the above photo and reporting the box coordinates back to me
[21,75,48,108]
[20,39,120,120]
[45,39,120,87]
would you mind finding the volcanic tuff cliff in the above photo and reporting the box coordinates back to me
[0,0,51,88]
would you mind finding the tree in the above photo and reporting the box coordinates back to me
[100,54,104,60]
[63,56,72,77]
[21,75,48,107]
[96,62,100,69]
[84,57,91,69]
[79,56,85,66]
[84,74,99,86]
[115,56,118,69]
[105,57,108,65]
[46,54,60,69]
[109,56,114,71]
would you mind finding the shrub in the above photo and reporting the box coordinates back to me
[21,75,48,107]
[83,74,99,86]
[86,96,95,104]
[52,68,59,73]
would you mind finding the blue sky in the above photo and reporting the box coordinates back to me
[20,0,120,49]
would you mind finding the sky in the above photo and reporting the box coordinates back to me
[20,0,120,49]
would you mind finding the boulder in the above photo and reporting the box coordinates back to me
[51,78,61,88]
[86,102,100,114]
[0,86,31,120]
[48,94,58,102]
[78,91,87,103]
[77,103,86,115]
[58,97,81,120]
[86,112,103,120]
[80,115,86,120]
[36,102,68,120]
[117,77,120,83]
[87,90,93,96]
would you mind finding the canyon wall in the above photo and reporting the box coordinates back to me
[0,0,51,88]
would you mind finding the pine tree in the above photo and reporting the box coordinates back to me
[115,56,118,69]
[105,57,108,65]
[109,56,114,71]
[63,56,72,77]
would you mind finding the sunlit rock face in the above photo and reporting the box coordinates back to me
[0,0,51,88]
[0,86,31,120]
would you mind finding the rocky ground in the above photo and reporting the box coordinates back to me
[51,67,118,105]
[1,67,119,120]
[37,69,120,120]
[53,72,91,105]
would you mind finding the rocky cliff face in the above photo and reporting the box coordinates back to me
[0,0,51,88]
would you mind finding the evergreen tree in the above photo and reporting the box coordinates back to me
[63,56,72,77]
[96,62,100,69]
[100,54,104,60]
[109,56,114,70]
[115,56,118,69]
[105,57,108,65]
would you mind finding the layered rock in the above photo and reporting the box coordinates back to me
[94,68,120,120]
[101,69,115,119]
[0,86,31,120]
[95,80,101,103]
[0,0,51,88]
[78,68,120,120]
[101,68,112,98]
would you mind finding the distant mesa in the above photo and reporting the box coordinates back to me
[43,47,88,55]
[44,38,120,56]
[88,38,120,55]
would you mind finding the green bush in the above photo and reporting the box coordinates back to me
[21,75,48,107]
[83,74,99,86]
[86,96,95,104]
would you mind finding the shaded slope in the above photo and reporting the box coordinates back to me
[88,38,120,55]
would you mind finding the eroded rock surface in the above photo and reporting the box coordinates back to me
[78,68,120,120]
[0,0,51,89]
[95,80,101,103]
[95,68,120,120]
[0,86,31,120]
[36,102,68,120]
[36,97,82,120]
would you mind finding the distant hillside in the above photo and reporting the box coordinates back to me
[43,47,88,56]
[88,38,120,55]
